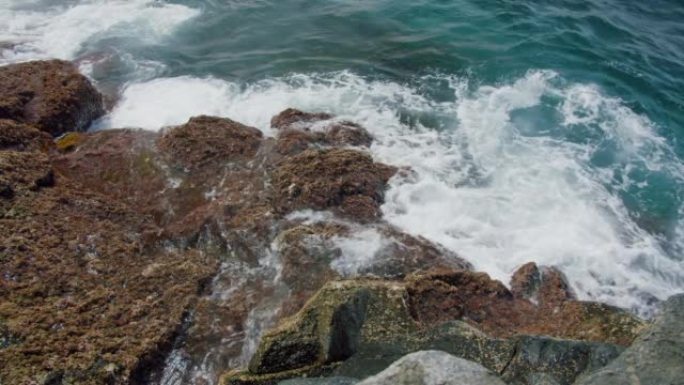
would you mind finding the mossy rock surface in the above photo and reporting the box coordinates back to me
[248,280,414,375]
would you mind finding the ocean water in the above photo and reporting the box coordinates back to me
[2,0,684,317]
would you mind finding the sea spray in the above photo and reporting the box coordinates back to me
[99,70,684,315]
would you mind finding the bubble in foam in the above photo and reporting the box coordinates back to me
[101,70,684,314]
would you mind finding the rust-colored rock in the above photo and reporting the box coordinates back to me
[510,262,575,306]
[275,129,325,155]
[0,151,55,200]
[406,268,643,346]
[406,269,513,327]
[272,148,396,221]
[0,60,104,136]
[0,148,217,384]
[325,121,373,147]
[272,109,373,156]
[0,120,53,152]
[159,115,263,169]
[271,108,333,130]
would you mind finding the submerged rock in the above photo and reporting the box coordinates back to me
[355,350,507,385]
[573,293,684,385]
[0,60,104,136]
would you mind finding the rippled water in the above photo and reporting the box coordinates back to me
[2,0,684,371]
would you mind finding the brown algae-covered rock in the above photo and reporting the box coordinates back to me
[0,60,104,136]
[0,120,53,152]
[272,148,396,221]
[158,115,263,169]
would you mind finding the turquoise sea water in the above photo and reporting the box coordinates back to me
[2,0,684,313]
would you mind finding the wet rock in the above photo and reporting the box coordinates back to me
[406,268,513,327]
[159,115,263,169]
[271,109,334,130]
[246,280,412,375]
[501,336,623,385]
[367,227,471,277]
[0,130,218,384]
[222,275,627,385]
[325,122,373,147]
[0,60,104,136]
[406,268,643,346]
[279,377,358,385]
[220,280,417,384]
[511,263,574,306]
[276,129,326,156]
[272,149,396,221]
[51,129,171,220]
[274,221,470,317]
[355,351,507,385]
[511,262,542,301]
[529,374,561,385]
[272,110,373,156]
[276,223,346,294]
[0,120,53,152]
[573,293,684,385]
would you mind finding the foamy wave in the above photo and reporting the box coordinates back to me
[101,70,684,314]
[0,0,199,64]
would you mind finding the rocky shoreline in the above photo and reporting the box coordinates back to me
[0,60,682,385]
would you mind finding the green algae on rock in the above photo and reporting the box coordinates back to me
[221,269,639,385]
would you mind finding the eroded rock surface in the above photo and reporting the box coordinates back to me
[272,149,395,222]
[223,269,640,385]
[573,293,684,385]
[272,109,373,156]
[0,60,104,136]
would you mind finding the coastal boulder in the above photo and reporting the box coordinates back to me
[0,60,104,136]
[246,280,414,376]
[406,268,643,346]
[272,109,373,155]
[573,293,684,385]
[355,350,507,385]
[510,262,575,306]
[271,108,333,130]
[159,115,264,169]
[272,149,396,221]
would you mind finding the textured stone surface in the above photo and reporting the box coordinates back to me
[0,60,104,136]
[272,149,395,221]
[355,351,507,385]
[573,293,684,385]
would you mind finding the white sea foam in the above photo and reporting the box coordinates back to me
[0,0,199,64]
[100,70,684,314]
